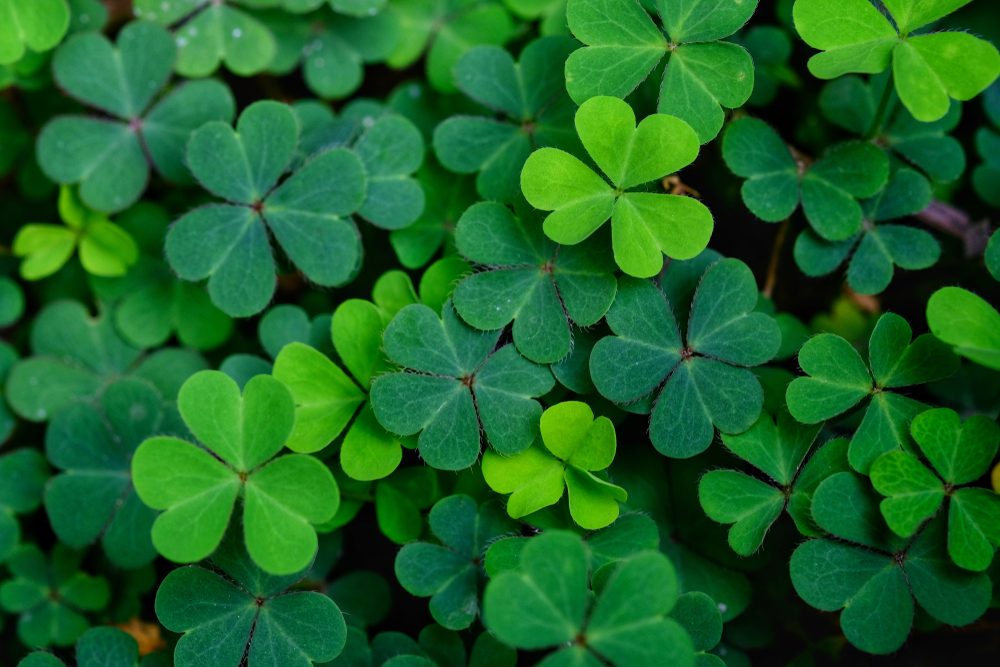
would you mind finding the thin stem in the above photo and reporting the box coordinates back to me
[865,73,894,139]
[763,218,790,300]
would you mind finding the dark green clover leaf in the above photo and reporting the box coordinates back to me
[370,301,554,471]
[793,0,1000,122]
[591,259,781,458]
[741,25,799,107]
[155,531,346,667]
[452,202,616,363]
[0,339,20,444]
[395,494,515,630]
[699,412,849,555]
[352,113,425,230]
[787,312,959,473]
[165,101,367,317]
[790,472,991,655]
[17,625,157,667]
[482,401,627,529]
[483,530,696,667]
[132,370,340,574]
[974,83,1000,206]
[521,95,712,278]
[564,0,757,142]
[987,229,1000,283]
[36,20,236,212]
[722,117,889,241]
[433,36,578,201]
[0,544,109,648]
[871,407,1000,571]
[927,287,1000,371]
[793,168,939,295]
[0,0,69,65]
[0,449,48,563]
[374,467,442,544]
[670,592,724,666]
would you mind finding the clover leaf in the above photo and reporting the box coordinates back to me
[741,25,799,107]
[793,168,939,295]
[564,0,756,142]
[132,370,340,574]
[370,301,554,470]
[871,407,1000,571]
[0,0,69,65]
[433,36,578,201]
[483,530,695,667]
[591,258,781,458]
[36,20,236,212]
[165,101,366,317]
[722,117,889,240]
[483,401,627,529]
[793,0,1000,122]
[395,494,515,630]
[699,412,849,555]
[787,312,959,472]
[0,449,47,563]
[927,286,1000,370]
[0,544,110,648]
[973,83,1000,206]
[521,96,712,277]
[155,531,346,666]
[452,202,616,363]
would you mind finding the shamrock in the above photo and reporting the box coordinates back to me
[482,401,627,529]
[164,101,367,317]
[787,312,960,472]
[0,449,47,562]
[36,20,236,212]
[793,168,939,295]
[155,532,346,666]
[698,411,848,555]
[483,530,696,667]
[926,287,1000,371]
[452,202,616,363]
[0,544,110,648]
[132,370,340,574]
[870,407,1000,571]
[793,0,1000,122]
[973,83,1000,206]
[721,117,889,241]
[0,0,69,65]
[564,0,757,142]
[434,36,579,201]
[591,258,781,458]
[395,494,515,630]
[790,471,991,655]
[521,96,713,278]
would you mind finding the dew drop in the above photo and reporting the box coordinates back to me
[362,115,375,128]
[176,37,188,47]
[232,28,243,39]
[717,602,728,613]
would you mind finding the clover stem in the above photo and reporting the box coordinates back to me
[865,73,894,140]
[762,218,790,300]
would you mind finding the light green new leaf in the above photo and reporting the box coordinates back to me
[0,0,70,65]
[926,286,1000,370]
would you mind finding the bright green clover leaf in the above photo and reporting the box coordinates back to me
[0,449,48,563]
[433,36,578,201]
[134,0,277,77]
[36,21,236,212]
[927,287,1000,371]
[787,312,959,473]
[722,117,889,240]
[155,531,346,667]
[521,95,713,278]
[394,495,515,630]
[698,412,849,555]
[793,168,939,295]
[452,202,616,363]
[132,370,340,574]
[793,0,1000,122]
[483,530,696,667]
[591,258,781,458]
[790,472,991,655]
[165,100,366,317]
[741,25,799,107]
[871,407,1000,571]
[973,83,1000,206]
[370,300,554,470]
[564,0,757,142]
[0,0,69,65]
[0,544,110,648]
[482,401,627,529]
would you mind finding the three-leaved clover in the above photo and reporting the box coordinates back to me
[591,258,781,458]
[36,20,235,213]
[870,407,1000,571]
[433,36,579,202]
[722,117,889,241]
[165,100,367,317]
[786,312,959,473]
[483,530,696,667]
[793,0,1000,122]
[370,301,554,471]
[482,401,627,529]
[132,371,340,575]
[521,96,713,278]
[564,0,757,142]
[395,495,515,630]
[452,202,616,364]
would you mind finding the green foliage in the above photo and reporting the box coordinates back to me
[0,0,69,65]
[926,286,1000,370]
[0,449,48,562]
